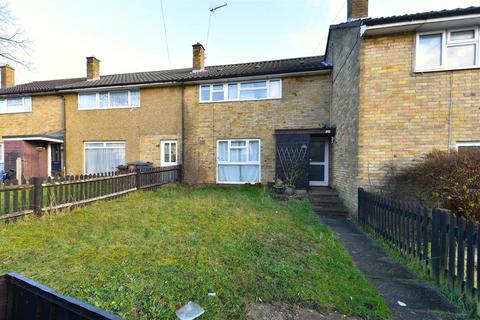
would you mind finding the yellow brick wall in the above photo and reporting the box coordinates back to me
[0,95,64,143]
[65,86,182,174]
[183,74,331,185]
[359,32,480,188]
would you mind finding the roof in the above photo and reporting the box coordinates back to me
[0,55,330,96]
[330,6,480,29]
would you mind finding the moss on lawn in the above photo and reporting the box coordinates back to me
[0,185,390,319]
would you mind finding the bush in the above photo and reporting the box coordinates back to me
[384,149,480,220]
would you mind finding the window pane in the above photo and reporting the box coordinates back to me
[201,85,210,101]
[23,97,32,112]
[130,90,140,106]
[269,80,281,98]
[240,165,259,182]
[230,148,247,162]
[164,143,170,162]
[212,91,224,101]
[110,91,129,106]
[240,89,267,100]
[105,142,125,148]
[79,93,97,109]
[218,141,228,161]
[99,92,109,107]
[85,144,125,174]
[448,44,476,67]
[228,84,238,100]
[213,84,223,91]
[231,141,246,147]
[171,142,177,163]
[240,81,267,89]
[218,164,241,182]
[451,30,475,41]
[418,34,442,68]
[249,141,259,161]
[7,98,22,107]
[85,142,105,148]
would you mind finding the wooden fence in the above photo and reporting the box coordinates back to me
[358,188,480,312]
[0,165,181,222]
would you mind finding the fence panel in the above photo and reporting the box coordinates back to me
[358,188,479,314]
[0,165,181,222]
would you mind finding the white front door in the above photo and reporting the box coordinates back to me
[309,139,329,187]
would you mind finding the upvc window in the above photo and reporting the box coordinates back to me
[456,142,480,152]
[0,96,32,114]
[200,79,281,102]
[217,139,260,184]
[416,28,479,71]
[78,90,140,110]
[161,140,177,166]
[0,143,3,172]
[84,141,126,174]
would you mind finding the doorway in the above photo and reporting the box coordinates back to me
[309,137,329,187]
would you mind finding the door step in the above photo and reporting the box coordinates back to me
[309,187,348,217]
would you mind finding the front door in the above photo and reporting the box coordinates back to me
[51,143,62,175]
[309,138,329,186]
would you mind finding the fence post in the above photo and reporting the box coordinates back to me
[33,177,43,216]
[135,168,141,190]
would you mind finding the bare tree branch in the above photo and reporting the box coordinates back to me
[0,3,31,69]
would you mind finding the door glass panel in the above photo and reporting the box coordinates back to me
[310,141,325,162]
[309,164,325,181]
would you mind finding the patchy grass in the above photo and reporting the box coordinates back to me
[0,185,390,319]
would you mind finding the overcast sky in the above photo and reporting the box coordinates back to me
[8,0,480,83]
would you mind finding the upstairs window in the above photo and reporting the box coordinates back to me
[0,96,32,114]
[416,28,479,71]
[200,79,281,102]
[78,89,140,110]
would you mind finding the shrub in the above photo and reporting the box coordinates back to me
[384,149,480,220]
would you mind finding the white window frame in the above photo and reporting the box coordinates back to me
[78,89,140,110]
[83,141,126,174]
[160,140,178,166]
[0,96,32,114]
[415,27,480,72]
[216,139,261,184]
[199,79,282,103]
[456,141,480,150]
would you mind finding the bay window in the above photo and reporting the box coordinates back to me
[217,139,260,184]
[161,140,177,166]
[0,96,32,114]
[200,79,281,102]
[78,90,140,110]
[416,28,479,71]
[84,141,125,174]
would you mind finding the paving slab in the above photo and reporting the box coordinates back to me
[321,216,468,320]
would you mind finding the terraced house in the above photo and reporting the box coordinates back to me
[0,0,479,215]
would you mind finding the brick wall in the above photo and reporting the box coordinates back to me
[183,74,331,185]
[326,24,362,214]
[359,31,480,189]
[65,86,182,174]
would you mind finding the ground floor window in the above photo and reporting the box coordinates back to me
[217,139,260,184]
[84,141,125,174]
[0,143,3,171]
[161,140,177,166]
[456,141,480,152]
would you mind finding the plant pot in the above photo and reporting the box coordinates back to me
[284,186,295,195]
[273,185,285,194]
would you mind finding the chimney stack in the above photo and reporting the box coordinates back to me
[192,43,205,71]
[347,0,369,20]
[0,65,15,88]
[86,56,100,80]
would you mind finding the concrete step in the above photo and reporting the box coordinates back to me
[314,206,348,216]
[311,198,343,207]
[309,190,339,197]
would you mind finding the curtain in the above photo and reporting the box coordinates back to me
[85,147,125,174]
[218,165,259,183]
[110,92,128,106]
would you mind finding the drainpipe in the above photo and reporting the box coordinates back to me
[447,72,453,153]
[60,95,67,173]
[181,83,185,182]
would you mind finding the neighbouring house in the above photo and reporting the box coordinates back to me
[0,0,479,215]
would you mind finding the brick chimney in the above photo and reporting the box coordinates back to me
[192,43,205,71]
[347,0,369,20]
[0,65,15,88]
[86,56,100,80]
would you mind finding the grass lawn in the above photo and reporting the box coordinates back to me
[0,185,390,319]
